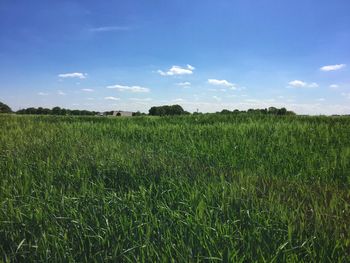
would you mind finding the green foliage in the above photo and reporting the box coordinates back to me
[219,107,295,115]
[149,104,187,116]
[0,101,12,113]
[0,114,349,262]
[16,106,98,116]
[132,111,146,116]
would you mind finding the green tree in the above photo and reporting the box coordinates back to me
[52,107,61,115]
[0,101,12,113]
[149,105,186,116]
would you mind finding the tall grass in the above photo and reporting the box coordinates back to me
[0,114,349,262]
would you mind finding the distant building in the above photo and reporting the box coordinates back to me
[112,111,134,117]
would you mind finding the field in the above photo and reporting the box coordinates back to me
[0,114,350,262]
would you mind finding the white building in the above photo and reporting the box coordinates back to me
[112,111,134,117]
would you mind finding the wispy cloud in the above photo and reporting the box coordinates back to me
[58,72,87,79]
[57,90,66,95]
[341,93,350,99]
[288,80,319,88]
[320,64,346,72]
[173,98,185,102]
[106,84,150,93]
[104,96,120,101]
[38,92,48,96]
[329,84,339,89]
[129,98,153,101]
[89,26,130,32]
[208,79,236,89]
[81,88,94,92]
[158,65,195,76]
[213,96,221,101]
[177,82,191,87]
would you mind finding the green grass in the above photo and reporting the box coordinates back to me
[0,114,349,262]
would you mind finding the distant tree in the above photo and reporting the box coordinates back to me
[221,109,231,114]
[52,106,61,115]
[132,111,146,116]
[277,107,287,115]
[60,108,67,115]
[268,107,278,115]
[0,101,12,113]
[149,105,186,116]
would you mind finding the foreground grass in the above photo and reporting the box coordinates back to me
[0,114,349,262]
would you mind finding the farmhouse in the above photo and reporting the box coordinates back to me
[112,111,134,117]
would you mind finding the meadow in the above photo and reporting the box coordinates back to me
[0,114,349,262]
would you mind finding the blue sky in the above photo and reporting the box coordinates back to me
[0,0,349,114]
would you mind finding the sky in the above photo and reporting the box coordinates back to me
[0,0,350,115]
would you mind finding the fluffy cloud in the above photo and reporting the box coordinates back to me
[158,65,195,76]
[104,96,120,101]
[208,79,236,89]
[38,92,48,96]
[81,88,94,92]
[57,90,66,95]
[106,84,150,93]
[58,72,87,79]
[213,96,221,101]
[288,80,319,88]
[320,64,346,72]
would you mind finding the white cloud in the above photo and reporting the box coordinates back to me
[81,88,94,92]
[308,82,319,88]
[213,96,221,101]
[89,26,130,32]
[158,65,195,76]
[38,92,48,96]
[129,98,152,101]
[330,84,339,89]
[288,80,318,88]
[106,84,150,93]
[58,72,87,79]
[316,98,325,102]
[177,82,191,87]
[288,80,307,88]
[208,79,236,89]
[320,64,346,72]
[173,98,185,102]
[341,93,350,99]
[57,90,66,95]
[187,64,195,70]
[104,96,120,101]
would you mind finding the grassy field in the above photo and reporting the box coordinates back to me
[0,114,350,262]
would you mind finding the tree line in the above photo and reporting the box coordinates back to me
[1,101,295,116]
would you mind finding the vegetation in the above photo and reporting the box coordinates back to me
[14,104,296,117]
[149,104,189,116]
[0,101,12,113]
[16,106,98,116]
[0,114,350,262]
[219,107,296,115]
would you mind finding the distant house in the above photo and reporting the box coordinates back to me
[112,111,134,117]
